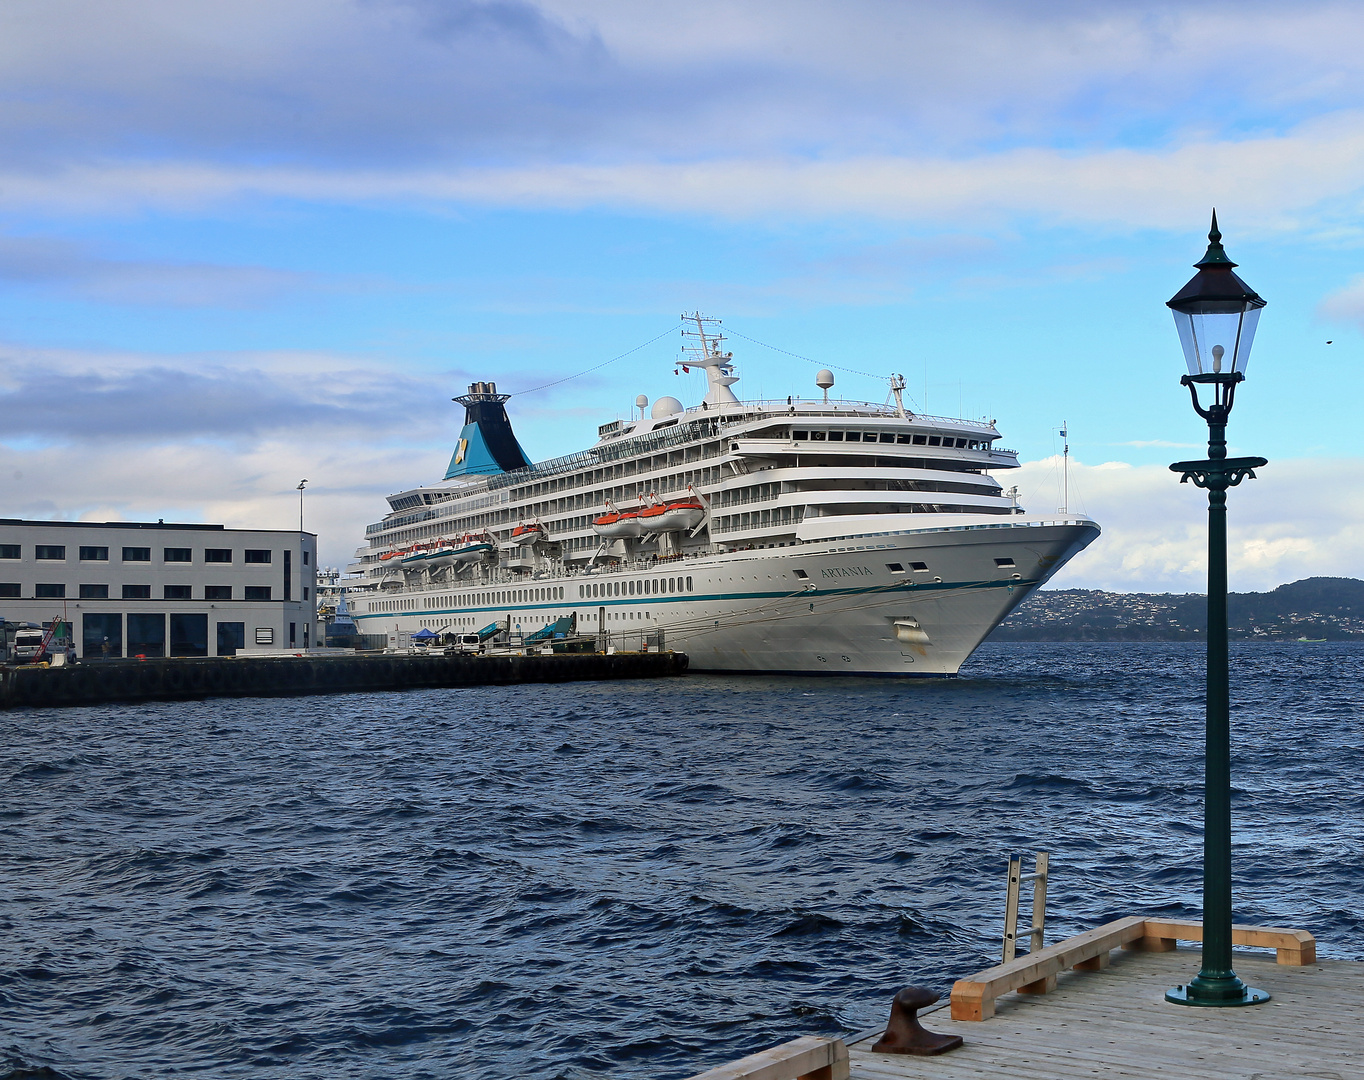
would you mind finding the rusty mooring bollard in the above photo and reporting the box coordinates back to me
[871,986,964,1056]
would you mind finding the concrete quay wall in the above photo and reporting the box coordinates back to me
[0,651,688,709]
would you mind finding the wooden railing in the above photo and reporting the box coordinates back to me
[682,1036,849,1080]
[950,916,1317,1021]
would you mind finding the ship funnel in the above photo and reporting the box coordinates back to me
[444,382,532,480]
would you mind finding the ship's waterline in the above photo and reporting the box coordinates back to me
[346,316,1099,673]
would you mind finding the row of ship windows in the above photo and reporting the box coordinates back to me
[0,583,285,600]
[0,545,285,564]
[369,576,696,612]
[789,430,982,448]
[580,577,693,599]
[374,585,569,613]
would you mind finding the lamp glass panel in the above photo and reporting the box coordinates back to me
[1172,305,1261,377]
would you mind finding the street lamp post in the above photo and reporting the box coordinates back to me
[1164,212,1270,1008]
[298,479,309,534]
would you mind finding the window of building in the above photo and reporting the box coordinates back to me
[123,547,151,562]
[79,546,109,561]
[205,585,232,600]
[164,548,192,563]
[303,587,309,601]
[792,430,808,439]
[35,545,65,560]
[255,626,274,645]
[127,613,166,658]
[204,549,232,563]
[0,583,19,597]
[170,613,208,657]
[284,549,292,602]
[164,585,192,599]
[217,621,245,656]
[0,545,19,560]
[35,583,65,598]
[245,586,272,601]
[303,551,310,565]
[79,584,109,599]
[83,613,122,658]
[123,584,152,599]
[244,549,271,564]
[912,435,927,445]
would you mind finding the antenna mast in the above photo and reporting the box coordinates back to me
[1060,421,1069,514]
[680,312,740,405]
[889,374,911,419]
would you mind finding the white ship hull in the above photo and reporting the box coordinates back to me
[353,514,1098,676]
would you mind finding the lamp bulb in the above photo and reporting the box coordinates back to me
[1211,344,1225,373]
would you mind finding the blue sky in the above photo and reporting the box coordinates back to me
[4,0,1364,590]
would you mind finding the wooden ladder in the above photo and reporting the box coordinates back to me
[1002,852,1049,964]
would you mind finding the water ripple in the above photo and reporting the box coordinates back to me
[1,641,1360,1079]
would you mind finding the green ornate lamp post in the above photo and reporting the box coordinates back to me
[1165,212,1270,1008]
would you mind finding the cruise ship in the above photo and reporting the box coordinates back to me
[348,315,1099,675]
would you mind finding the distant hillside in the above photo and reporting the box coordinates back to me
[988,577,1364,641]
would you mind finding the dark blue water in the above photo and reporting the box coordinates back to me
[3,642,1361,1080]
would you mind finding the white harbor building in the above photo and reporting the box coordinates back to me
[0,519,317,658]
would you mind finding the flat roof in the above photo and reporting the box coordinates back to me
[0,519,315,536]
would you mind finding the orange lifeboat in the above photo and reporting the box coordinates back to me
[592,503,643,538]
[511,522,547,545]
[639,498,705,532]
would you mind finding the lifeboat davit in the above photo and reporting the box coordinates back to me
[511,522,546,545]
[592,509,643,538]
[639,499,704,533]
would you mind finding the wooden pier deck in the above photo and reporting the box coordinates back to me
[848,948,1363,1079]
[686,921,1362,1080]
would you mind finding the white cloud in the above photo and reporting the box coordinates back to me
[1022,455,1364,592]
[3,1,1364,233]
[4,111,1364,231]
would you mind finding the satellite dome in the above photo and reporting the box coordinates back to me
[635,394,649,411]
[651,396,684,418]
[815,369,835,390]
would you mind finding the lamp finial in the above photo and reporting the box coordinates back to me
[1195,208,1235,268]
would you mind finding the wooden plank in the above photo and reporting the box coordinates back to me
[950,916,1319,1021]
[950,916,1147,1020]
[1141,918,1317,964]
[684,1036,849,1080]
[1072,949,1110,971]
[1030,852,1048,954]
[1002,856,1022,963]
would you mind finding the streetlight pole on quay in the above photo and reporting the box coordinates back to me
[1164,212,1270,1008]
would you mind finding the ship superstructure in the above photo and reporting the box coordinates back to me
[348,315,1099,674]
